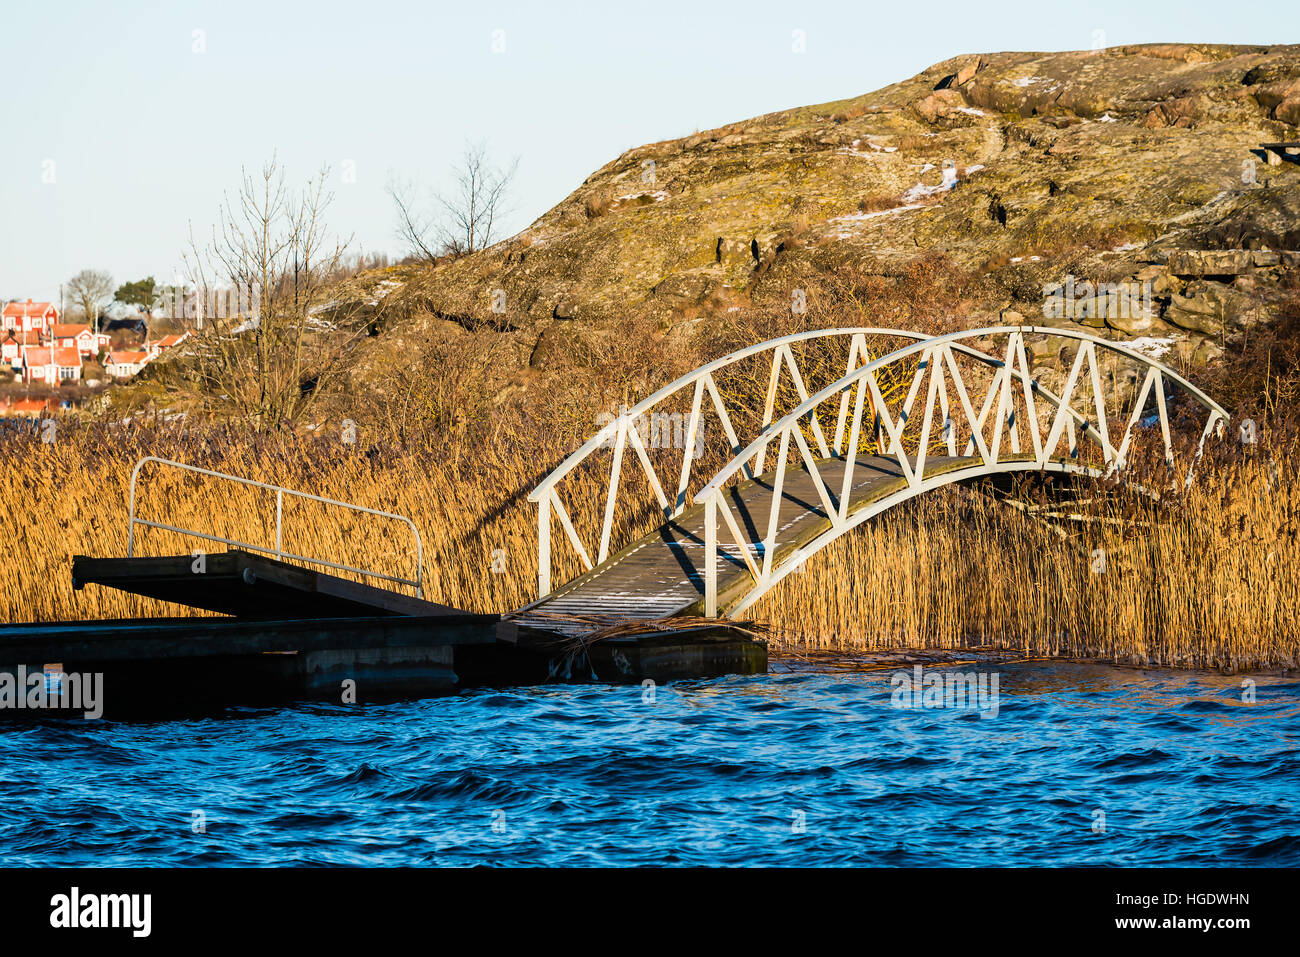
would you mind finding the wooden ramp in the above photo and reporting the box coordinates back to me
[72,549,461,619]
[529,453,1041,620]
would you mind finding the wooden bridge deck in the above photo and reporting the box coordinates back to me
[530,453,1051,620]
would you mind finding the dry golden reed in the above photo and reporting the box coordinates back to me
[753,451,1300,670]
[2,418,1296,672]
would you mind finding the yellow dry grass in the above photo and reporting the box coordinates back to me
[753,451,1300,670]
[3,417,1296,671]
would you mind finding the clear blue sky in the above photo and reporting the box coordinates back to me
[0,0,1291,304]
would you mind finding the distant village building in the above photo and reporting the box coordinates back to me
[2,300,59,334]
[106,350,152,379]
[0,397,49,417]
[21,344,82,384]
[104,317,149,336]
[50,323,109,358]
[2,330,42,372]
[3,333,23,370]
[143,331,190,358]
[2,296,191,383]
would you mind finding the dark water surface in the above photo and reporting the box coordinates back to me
[2,662,1297,866]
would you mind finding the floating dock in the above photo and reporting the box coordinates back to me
[1,549,765,719]
[0,612,495,717]
[2,456,766,717]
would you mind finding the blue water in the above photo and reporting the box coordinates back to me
[1,662,1298,866]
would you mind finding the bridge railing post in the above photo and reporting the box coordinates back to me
[538,495,552,598]
[705,493,717,618]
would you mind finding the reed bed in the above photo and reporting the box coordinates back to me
[2,414,1296,671]
[753,448,1300,670]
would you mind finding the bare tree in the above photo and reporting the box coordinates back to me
[183,156,369,431]
[387,176,441,264]
[66,269,115,331]
[437,140,519,254]
[388,140,519,262]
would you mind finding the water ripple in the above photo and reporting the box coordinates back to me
[0,661,1297,865]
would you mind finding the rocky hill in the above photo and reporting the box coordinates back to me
[347,43,1300,411]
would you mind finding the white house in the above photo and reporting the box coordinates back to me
[106,350,152,379]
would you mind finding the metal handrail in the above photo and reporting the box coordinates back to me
[127,456,424,597]
[528,327,962,502]
[687,325,1229,617]
[696,325,1230,502]
[527,327,983,596]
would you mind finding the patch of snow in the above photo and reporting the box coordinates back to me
[1129,336,1177,359]
[902,166,958,203]
[617,189,669,202]
[898,161,981,204]
[837,137,897,158]
[1097,112,1117,123]
[366,278,402,306]
[830,203,928,235]
[954,106,986,116]
[1013,76,1045,88]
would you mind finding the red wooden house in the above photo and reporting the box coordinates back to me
[2,330,42,371]
[2,300,59,334]
[50,323,107,358]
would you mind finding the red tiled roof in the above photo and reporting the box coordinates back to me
[23,345,82,366]
[51,323,91,338]
[109,350,150,364]
[3,300,55,318]
[11,398,48,413]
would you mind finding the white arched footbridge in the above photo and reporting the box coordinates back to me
[519,326,1228,621]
